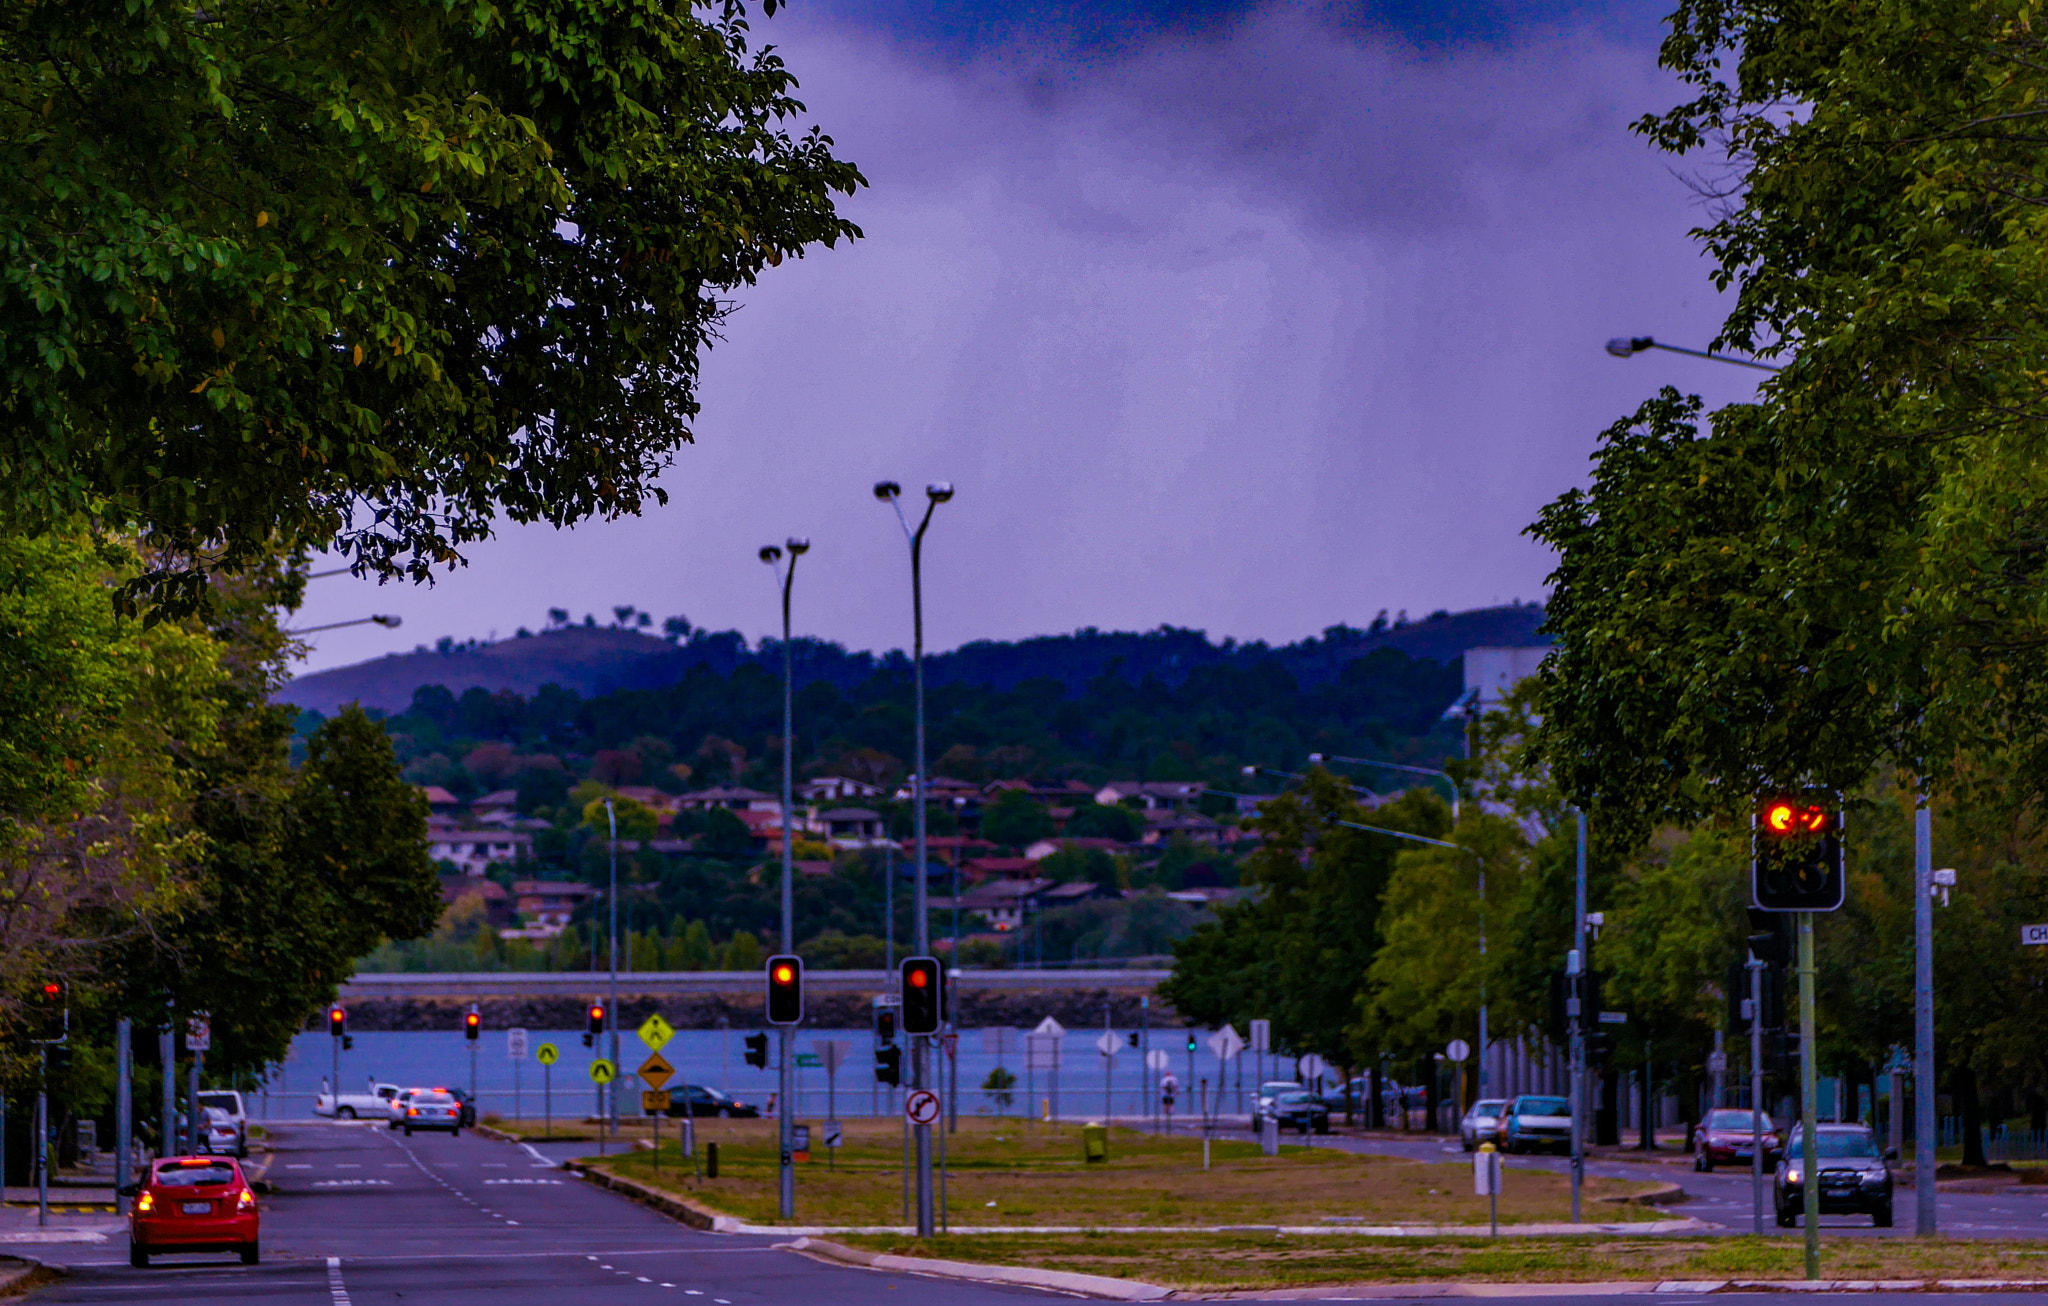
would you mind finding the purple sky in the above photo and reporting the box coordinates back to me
[291,0,1763,674]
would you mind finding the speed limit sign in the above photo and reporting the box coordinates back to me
[904,1089,941,1125]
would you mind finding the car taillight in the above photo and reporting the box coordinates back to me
[237,1187,255,1210]
[408,1107,419,1116]
[136,1191,154,1213]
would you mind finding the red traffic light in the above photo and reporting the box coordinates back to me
[767,954,803,1025]
[1760,800,1833,836]
[774,963,795,984]
[587,1003,605,1035]
[900,957,942,1035]
[907,968,928,989]
[464,1009,481,1041]
[40,983,61,999]
[328,1007,346,1036]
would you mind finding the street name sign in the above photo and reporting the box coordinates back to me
[2024,924,2048,946]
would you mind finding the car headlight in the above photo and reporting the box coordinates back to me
[1786,1168,1801,1184]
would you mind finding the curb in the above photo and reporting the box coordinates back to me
[1597,1182,1689,1207]
[1194,1281,2048,1298]
[560,1160,742,1232]
[785,1235,1172,1301]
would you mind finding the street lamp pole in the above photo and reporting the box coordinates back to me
[875,480,951,1239]
[761,538,809,1223]
[1603,335,1784,372]
[1914,796,1936,1235]
[285,614,404,635]
[1308,753,1460,821]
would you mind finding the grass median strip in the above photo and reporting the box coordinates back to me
[577,1118,1666,1229]
[829,1231,2048,1291]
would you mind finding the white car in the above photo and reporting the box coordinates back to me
[195,1091,249,1157]
[315,1081,402,1120]
[1460,1098,1508,1152]
[395,1090,462,1137]
[198,1107,241,1156]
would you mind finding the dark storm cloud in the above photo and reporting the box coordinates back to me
[290,0,1757,675]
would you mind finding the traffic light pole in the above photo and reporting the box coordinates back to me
[1750,953,1765,1235]
[1798,912,1819,1280]
[1569,810,1586,1224]
[1914,797,1936,1235]
[767,541,804,1225]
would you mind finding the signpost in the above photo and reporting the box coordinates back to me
[1249,1019,1271,1104]
[508,1028,528,1123]
[1096,1029,1124,1120]
[589,1058,616,1157]
[817,1039,851,1167]
[905,1089,941,1126]
[1028,1018,1065,1123]
[536,1042,559,1140]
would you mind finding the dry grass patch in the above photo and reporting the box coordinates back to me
[584,1117,1666,1228]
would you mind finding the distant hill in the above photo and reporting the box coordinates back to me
[279,604,1549,717]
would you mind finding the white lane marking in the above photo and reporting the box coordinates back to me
[313,1178,392,1188]
[285,1164,313,1170]
[327,1256,353,1306]
[482,1162,508,1168]
[661,1284,676,1290]
[520,1142,561,1167]
[484,1178,562,1185]
[637,1277,653,1283]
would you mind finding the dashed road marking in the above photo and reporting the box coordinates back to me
[327,1256,352,1306]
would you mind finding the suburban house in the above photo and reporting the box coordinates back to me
[427,820,534,876]
[1023,836,1128,862]
[1094,780,1205,811]
[818,808,886,841]
[416,785,461,816]
[802,775,886,803]
[503,880,599,939]
[678,786,779,812]
[470,789,518,820]
[950,878,1052,931]
[961,856,1040,884]
[1141,811,1226,846]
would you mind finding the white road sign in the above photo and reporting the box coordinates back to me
[1027,1032,1065,1072]
[186,1016,211,1053]
[905,1089,941,1125]
[2024,924,2048,946]
[1707,1051,1729,1075]
[1095,1031,1123,1057]
[1033,1016,1067,1038]
[506,1027,529,1060]
[823,1119,843,1149]
[1208,1026,1245,1062]
[815,1039,852,1076]
[1298,1053,1329,1081]
[1445,1039,1470,1062]
[1248,1019,1271,1053]
[1144,1049,1171,1073]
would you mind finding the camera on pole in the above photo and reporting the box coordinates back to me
[1752,796,1845,912]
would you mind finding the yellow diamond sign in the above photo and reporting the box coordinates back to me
[637,1013,674,1052]
[637,1051,674,1092]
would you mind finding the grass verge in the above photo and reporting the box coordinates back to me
[580,1117,1666,1228]
[834,1231,2048,1291]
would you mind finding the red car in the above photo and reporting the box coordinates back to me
[123,1156,259,1267]
[1693,1107,1781,1171]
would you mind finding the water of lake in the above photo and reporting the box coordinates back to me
[253,1026,1282,1124]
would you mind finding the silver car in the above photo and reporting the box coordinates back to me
[397,1090,462,1137]
[1460,1098,1508,1152]
[195,1091,248,1158]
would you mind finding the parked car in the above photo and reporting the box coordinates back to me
[315,1081,402,1120]
[198,1108,242,1157]
[1268,1089,1331,1134]
[1460,1099,1509,1152]
[1775,1123,1894,1228]
[1497,1094,1573,1154]
[398,1090,463,1136]
[195,1092,249,1158]
[121,1155,259,1267]
[660,1085,759,1119]
[1693,1107,1780,1171]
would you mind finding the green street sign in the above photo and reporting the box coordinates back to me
[795,1053,820,1068]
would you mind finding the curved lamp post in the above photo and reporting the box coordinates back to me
[1308,753,1459,822]
[1604,335,1782,373]
[287,614,402,635]
[760,537,809,1222]
[874,479,950,1238]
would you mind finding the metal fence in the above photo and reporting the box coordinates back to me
[1937,1118,2048,1162]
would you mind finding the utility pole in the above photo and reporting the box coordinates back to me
[876,480,950,1238]
[1569,809,1587,1224]
[159,1021,175,1160]
[114,1018,131,1216]
[1799,911,1819,1279]
[605,801,619,1146]
[1913,797,1936,1235]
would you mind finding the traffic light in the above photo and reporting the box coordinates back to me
[901,957,942,1035]
[1186,1031,1197,1052]
[766,955,803,1026]
[875,1043,902,1086]
[585,1002,605,1047]
[328,1006,346,1039]
[1126,1031,1140,1047]
[1587,1027,1613,1067]
[1753,796,1844,912]
[464,1007,481,1042]
[744,1032,769,1069]
[32,981,65,1043]
[875,1007,897,1045]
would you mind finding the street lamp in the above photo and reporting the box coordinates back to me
[604,799,618,1149]
[1308,753,1459,821]
[287,614,402,634]
[760,537,809,1223]
[874,479,951,1239]
[1604,335,1783,373]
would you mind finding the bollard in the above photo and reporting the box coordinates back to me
[1260,1111,1279,1157]
[706,1141,719,1179]
[1082,1123,1108,1164]
[1474,1142,1499,1238]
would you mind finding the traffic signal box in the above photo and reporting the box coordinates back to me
[744,1032,769,1069]
[33,981,66,1043]
[464,1008,481,1041]
[766,955,803,1026]
[585,1002,605,1047]
[328,1006,346,1038]
[1752,795,1845,912]
[901,957,942,1036]
[875,1045,902,1086]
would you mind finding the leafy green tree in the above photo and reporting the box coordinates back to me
[982,791,1055,848]
[1065,802,1142,842]
[701,806,754,857]
[1,0,864,611]
[581,793,660,842]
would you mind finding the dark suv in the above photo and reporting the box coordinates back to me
[1774,1124,1894,1227]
